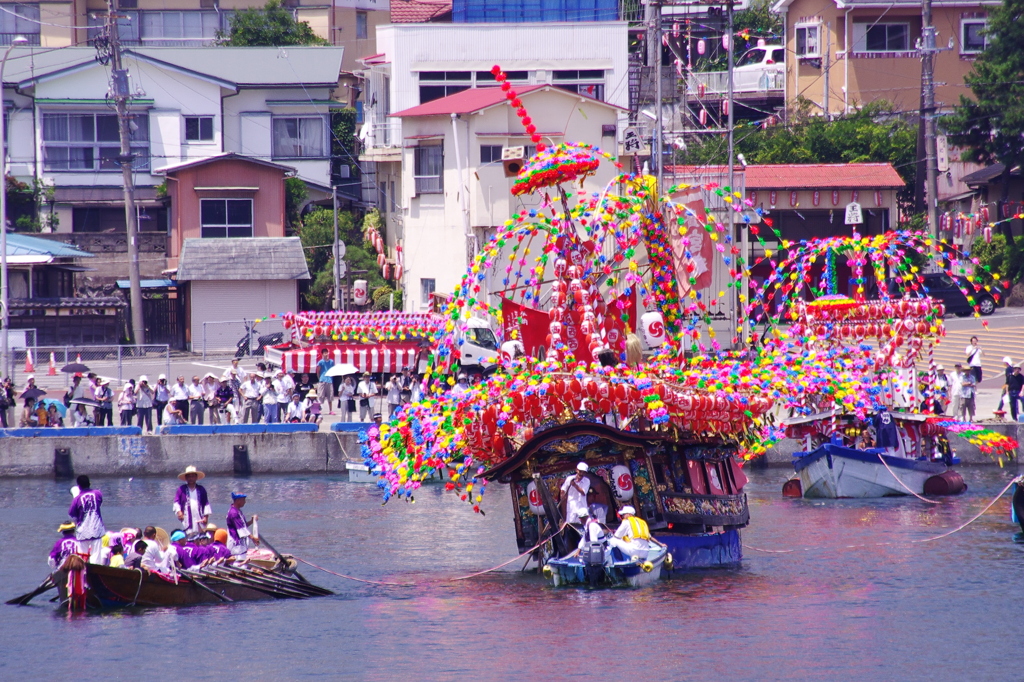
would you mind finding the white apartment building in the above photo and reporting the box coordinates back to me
[358,21,629,310]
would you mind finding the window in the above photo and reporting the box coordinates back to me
[480,145,503,164]
[88,12,140,44]
[42,113,149,172]
[553,70,605,100]
[419,72,472,104]
[414,145,443,194]
[356,11,368,39]
[853,22,909,52]
[272,117,326,158]
[140,11,219,44]
[474,70,528,84]
[420,278,436,307]
[200,199,253,239]
[184,116,214,142]
[464,327,498,351]
[962,19,987,54]
[0,4,40,44]
[795,23,821,58]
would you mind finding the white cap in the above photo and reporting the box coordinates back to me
[1004,356,1013,365]
[26,374,34,380]
[620,505,636,515]
[576,462,589,472]
[139,375,148,383]
[158,374,167,381]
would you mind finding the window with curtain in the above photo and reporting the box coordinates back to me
[42,112,149,172]
[853,22,910,52]
[140,11,219,44]
[200,199,253,238]
[414,145,443,194]
[272,117,326,158]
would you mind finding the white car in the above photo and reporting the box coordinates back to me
[733,45,785,92]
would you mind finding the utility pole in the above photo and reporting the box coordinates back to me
[648,0,663,190]
[726,0,742,348]
[822,23,831,119]
[105,0,145,345]
[919,0,941,237]
[332,186,341,310]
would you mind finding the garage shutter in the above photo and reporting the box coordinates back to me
[190,280,297,353]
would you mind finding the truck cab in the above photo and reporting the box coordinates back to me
[459,318,500,371]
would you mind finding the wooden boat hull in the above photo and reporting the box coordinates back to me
[54,563,311,610]
[794,444,948,498]
[547,544,668,588]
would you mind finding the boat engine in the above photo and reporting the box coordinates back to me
[923,471,967,496]
[582,541,606,587]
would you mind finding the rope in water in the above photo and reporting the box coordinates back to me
[296,523,568,587]
[744,476,1021,555]
[876,453,942,504]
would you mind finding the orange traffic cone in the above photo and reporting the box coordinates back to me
[48,352,57,376]
[24,349,34,374]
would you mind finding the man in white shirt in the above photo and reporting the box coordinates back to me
[285,393,306,422]
[276,370,292,413]
[240,375,262,423]
[559,462,591,525]
[261,375,279,423]
[356,373,378,421]
[140,526,175,573]
[450,374,470,398]
[170,376,190,422]
[187,376,206,425]
[607,505,653,558]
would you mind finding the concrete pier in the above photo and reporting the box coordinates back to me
[0,431,363,479]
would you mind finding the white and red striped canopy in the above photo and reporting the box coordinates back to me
[271,343,422,375]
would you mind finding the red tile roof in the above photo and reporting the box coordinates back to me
[390,0,452,23]
[665,163,905,190]
[391,85,547,117]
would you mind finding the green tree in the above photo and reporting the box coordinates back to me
[220,0,328,46]
[331,108,359,186]
[297,208,385,309]
[284,177,308,230]
[677,0,783,72]
[943,0,1024,280]
[679,101,918,211]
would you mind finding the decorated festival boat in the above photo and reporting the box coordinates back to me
[742,232,1017,499]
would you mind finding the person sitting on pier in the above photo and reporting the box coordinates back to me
[607,506,652,559]
[559,462,592,526]
[49,521,80,571]
[226,493,258,557]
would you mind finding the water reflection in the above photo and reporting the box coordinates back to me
[1,467,1022,679]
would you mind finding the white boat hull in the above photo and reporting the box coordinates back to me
[795,446,947,499]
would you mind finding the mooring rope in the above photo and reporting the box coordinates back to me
[296,523,568,587]
[876,453,942,504]
[744,476,1021,555]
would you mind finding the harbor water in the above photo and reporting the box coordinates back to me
[1,467,1022,681]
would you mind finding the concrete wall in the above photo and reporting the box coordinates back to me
[0,431,363,478]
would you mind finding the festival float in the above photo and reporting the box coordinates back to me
[362,66,895,583]
[743,231,1018,498]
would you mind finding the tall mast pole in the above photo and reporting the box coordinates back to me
[726,0,741,348]
[107,0,145,345]
[652,0,663,192]
[920,0,939,236]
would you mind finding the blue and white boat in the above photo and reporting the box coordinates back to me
[545,543,670,588]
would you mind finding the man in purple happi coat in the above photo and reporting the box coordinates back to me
[173,465,212,535]
[226,492,258,557]
[170,530,200,569]
[49,521,80,570]
[69,475,105,564]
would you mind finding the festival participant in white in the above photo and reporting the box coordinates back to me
[559,462,591,524]
[69,475,106,563]
[607,505,653,557]
[173,465,212,535]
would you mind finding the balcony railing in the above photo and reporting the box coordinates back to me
[364,120,403,151]
[0,33,40,46]
[686,69,784,97]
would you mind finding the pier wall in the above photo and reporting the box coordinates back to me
[0,432,363,478]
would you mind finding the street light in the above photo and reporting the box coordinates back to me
[0,35,28,380]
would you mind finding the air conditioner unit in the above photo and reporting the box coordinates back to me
[501,146,526,178]
[199,0,218,8]
[118,0,138,8]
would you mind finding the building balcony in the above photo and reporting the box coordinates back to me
[359,120,403,162]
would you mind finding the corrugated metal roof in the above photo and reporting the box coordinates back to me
[176,238,310,282]
[153,152,295,176]
[6,46,344,88]
[5,233,94,259]
[666,163,905,190]
[391,0,453,23]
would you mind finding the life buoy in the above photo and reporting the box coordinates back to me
[526,481,545,515]
[611,465,634,502]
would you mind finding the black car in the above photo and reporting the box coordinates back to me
[886,272,1003,316]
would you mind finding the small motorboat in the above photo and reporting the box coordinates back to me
[544,541,670,588]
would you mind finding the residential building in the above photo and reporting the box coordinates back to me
[772,0,996,117]
[384,85,624,310]
[175,237,309,351]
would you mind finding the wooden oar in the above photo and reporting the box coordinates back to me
[201,566,310,599]
[6,575,57,606]
[191,568,282,598]
[256,533,310,583]
[179,570,234,603]
[214,565,319,598]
